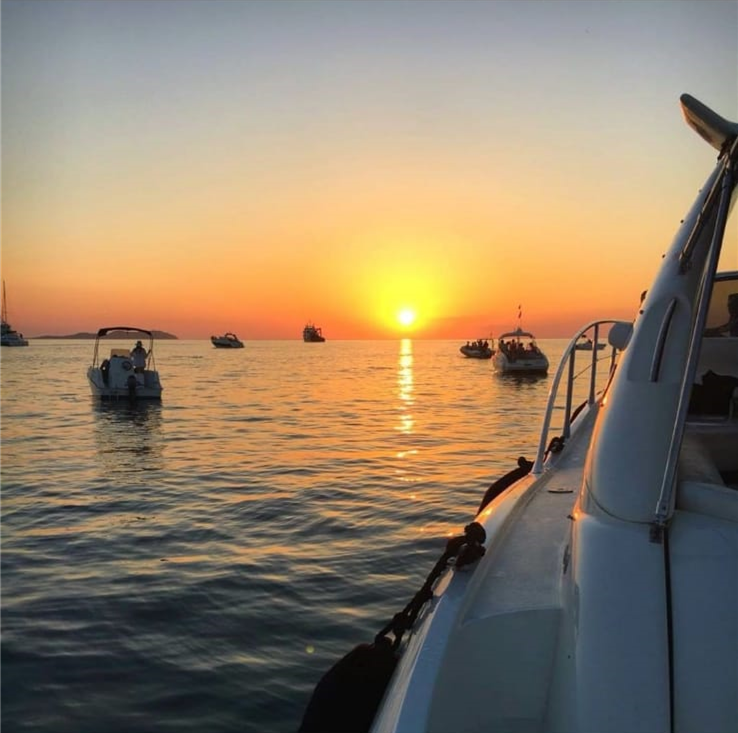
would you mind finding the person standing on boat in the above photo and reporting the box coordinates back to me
[131,340,148,373]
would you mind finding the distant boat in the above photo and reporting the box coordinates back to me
[87,326,163,400]
[492,326,549,375]
[1,281,29,347]
[303,323,325,342]
[575,335,606,351]
[460,339,493,359]
[211,332,244,348]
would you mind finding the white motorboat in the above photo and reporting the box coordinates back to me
[87,327,163,400]
[492,326,549,374]
[299,94,738,733]
[211,332,244,348]
[1,281,29,347]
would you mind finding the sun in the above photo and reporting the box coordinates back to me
[397,308,417,329]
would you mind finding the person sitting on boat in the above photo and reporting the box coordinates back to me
[130,340,149,373]
[705,293,738,337]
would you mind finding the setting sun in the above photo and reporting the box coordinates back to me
[397,308,417,328]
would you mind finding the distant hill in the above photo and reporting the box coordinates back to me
[35,330,178,340]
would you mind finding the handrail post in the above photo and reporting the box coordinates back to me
[563,352,575,440]
[588,324,599,404]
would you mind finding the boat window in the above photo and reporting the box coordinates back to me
[689,273,738,419]
[704,275,738,337]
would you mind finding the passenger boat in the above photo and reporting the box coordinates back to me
[211,332,244,348]
[1,281,29,347]
[87,327,163,400]
[303,323,326,342]
[492,326,548,374]
[459,339,493,359]
[299,94,738,733]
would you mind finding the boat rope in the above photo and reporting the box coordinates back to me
[298,522,487,733]
[299,456,556,733]
[375,521,487,651]
[478,456,533,512]
[478,436,565,513]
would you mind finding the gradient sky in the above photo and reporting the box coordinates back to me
[2,0,737,339]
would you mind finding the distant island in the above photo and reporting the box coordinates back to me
[34,330,178,340]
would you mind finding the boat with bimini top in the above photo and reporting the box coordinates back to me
[87,327,163,400]
[299,94,738,733]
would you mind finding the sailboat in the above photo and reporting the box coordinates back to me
[1,281,29,347]
[299,94,738,733]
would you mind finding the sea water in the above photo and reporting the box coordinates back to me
[1,338,571,733]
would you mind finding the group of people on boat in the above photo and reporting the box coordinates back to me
[497,337,541,361]
[464,339,490,351]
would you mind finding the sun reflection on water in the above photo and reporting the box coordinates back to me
[396,338,414,434]
[394,338,422,489]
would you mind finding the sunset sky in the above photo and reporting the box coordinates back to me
[2,0,737,339]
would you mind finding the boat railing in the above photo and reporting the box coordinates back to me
[532,319,627,474]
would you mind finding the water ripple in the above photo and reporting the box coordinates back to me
[1,339,567,732]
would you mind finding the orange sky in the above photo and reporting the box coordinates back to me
[2,1,737,339]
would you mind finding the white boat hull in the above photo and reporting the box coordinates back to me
[492,351,549,374]
[87,366,162,399]
[372,384,738,733]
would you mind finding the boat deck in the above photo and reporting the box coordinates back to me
[464,421,592,621]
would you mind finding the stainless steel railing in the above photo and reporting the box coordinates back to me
[532,319,627,474]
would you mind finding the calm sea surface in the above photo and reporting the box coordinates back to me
[1,338,572,733]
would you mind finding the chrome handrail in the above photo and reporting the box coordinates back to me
[532,319,625,474]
